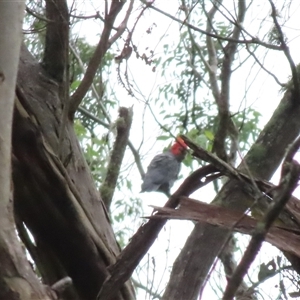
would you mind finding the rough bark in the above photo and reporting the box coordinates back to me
[162,89,300,299]
[42,0,69,83]
[100,107,133,210]
[12,45,135,300]
[0,2,53,300]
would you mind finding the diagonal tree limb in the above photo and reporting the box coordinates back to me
[162,84,300,299]
[222,136,300,300]
[219,236,258,300]
[69,1,130,118]
[149,195,300,258]
[96,165,220,300]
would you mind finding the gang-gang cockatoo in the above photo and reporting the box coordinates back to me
[141,137,188,195]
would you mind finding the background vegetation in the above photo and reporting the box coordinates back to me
[1,1,300,299]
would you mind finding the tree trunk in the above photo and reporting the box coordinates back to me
[0,2,54,300]
[12,45,135,300]
[163,89,300,299]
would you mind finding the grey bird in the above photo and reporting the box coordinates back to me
[141,137,187,195]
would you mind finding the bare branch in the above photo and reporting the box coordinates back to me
[141,0,282,50]
[70,11,104,21]
[219,236,258,300]
[26,6,51,23]
[100,107,133,210]
[244,43,285,87]
[69,1,127,118]
[128,141,145,178]
[109,0,134,46]
[268,0,299,102]
[204,0,221,101]
[212,0,246,162]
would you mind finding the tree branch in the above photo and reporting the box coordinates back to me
[161,86,300,299]
[141,0,282,50]
[0,2,53,299]
[100,107,133,210]
[96,165,220,300]
[69,1,130,118]
[26,6,51,23]
[222,136,300,300]
[212,0,246,162]
[268,0,300,102]
[42,0,69,83]
[219,236,258,300]
[204,0,221,101]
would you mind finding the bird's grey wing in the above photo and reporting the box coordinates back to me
[145,153,175,182]
[141,153,179,192]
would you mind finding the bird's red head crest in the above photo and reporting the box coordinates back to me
[171,137,188,157]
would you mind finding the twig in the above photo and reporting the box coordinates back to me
[77,106,109,128]
[70,11,104,21]
[141,0,282,50]
[268,0,299,102]
[108,0,134,46]
[131,278,162,299]
[244,42,285,87]
[26,6,52,23]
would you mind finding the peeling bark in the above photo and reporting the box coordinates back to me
[12,45,135,300]
[0,2,53,300]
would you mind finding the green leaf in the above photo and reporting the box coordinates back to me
[157,135,170,141]
[204,130,214,141]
